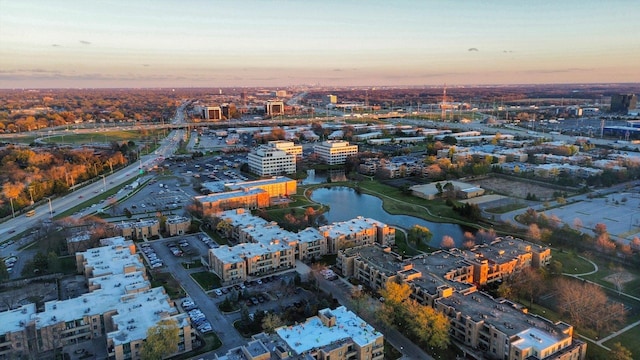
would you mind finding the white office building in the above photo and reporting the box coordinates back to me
[314,140,359,165]
[248,145,296,177]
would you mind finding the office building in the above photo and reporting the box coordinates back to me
[248,146,296,177]
[202,106,222,120]
[314,140,359,165]
[266,101,284,117]
[610,94,637,113]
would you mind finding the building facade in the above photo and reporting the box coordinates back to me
[314,140,359,165]
[247,146,296,177]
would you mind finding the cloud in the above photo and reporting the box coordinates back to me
[79,40,91,45]
[503,50,513,53]
[52,44,62,47]
[468,48,479,52]
[142,64,150,67]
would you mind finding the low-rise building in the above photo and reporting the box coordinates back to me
[0,237,194,360]
[165,215,191,236]
[115,218,159,240]
[209,241,294,284]
[319,216,395,253]
[217,306,383,360]
[194,188,270,217]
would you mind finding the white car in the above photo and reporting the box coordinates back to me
[214,289,223,296]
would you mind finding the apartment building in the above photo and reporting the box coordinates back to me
[215,208,326,261]
[217,306,383,360]
[319,216,395,253]
[314,140,358,165]
[247,146,296,176]
[115,218,159,240]
[436,291,586,360]
[209,241,295,285]
[336,238,577,360]
[165,215,191,236]
[0,237,194,360]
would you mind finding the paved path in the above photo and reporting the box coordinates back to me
[597,318,640,345]
[561,255,598,277]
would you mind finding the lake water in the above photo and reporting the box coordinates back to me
[310,186,469,247]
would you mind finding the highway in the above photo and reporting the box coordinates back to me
[0,102,188,255]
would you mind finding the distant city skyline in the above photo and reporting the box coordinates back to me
[1,0,639,89]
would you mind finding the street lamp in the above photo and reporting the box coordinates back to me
[28,186,35,206]
[46,197,53,218]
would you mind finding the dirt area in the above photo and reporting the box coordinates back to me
[604,272,636,287]
[473,176,559,200]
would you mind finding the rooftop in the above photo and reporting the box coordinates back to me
[276,306,382,355]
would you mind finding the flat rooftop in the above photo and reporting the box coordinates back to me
[276,306,382,355]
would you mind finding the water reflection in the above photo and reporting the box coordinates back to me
[310,186,468,247]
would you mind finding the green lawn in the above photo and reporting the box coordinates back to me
[42,129,166,144]
[603,325,640,359]
[580,257,640,298]
[582,338,613,360]
[550,250,595,275]
[191,271,221,290]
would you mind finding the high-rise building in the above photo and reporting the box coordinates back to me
[610,94,637,113]
[314,140,359,165]
[248,144,297,176]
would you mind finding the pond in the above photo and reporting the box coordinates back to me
[310,186,470,247]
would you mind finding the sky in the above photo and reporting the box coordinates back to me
[1,0,639,88]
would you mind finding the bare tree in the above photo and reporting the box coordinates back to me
[555,278,625,334]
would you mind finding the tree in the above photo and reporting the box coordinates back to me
[261,312,283,334]
[405,299,450,349]
[527,223,541,241]
[140,319,179,360]
[462,231,475,249]
[610,342,633,360]
[409,225,432,247]
[511,268,544,308]
[440,235,455,249]
[555,278,626,334]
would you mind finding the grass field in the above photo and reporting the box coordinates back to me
[42,129,165,144]
[603,325,640,359]
[191,271,221,290]
[550,250,595,275]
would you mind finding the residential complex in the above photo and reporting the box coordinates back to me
[216,306,383,360]
[314,140,359,165]
[336,239,582,360]
[0,237,194,360]
[115,218,159,240]
[208,209,394,284]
